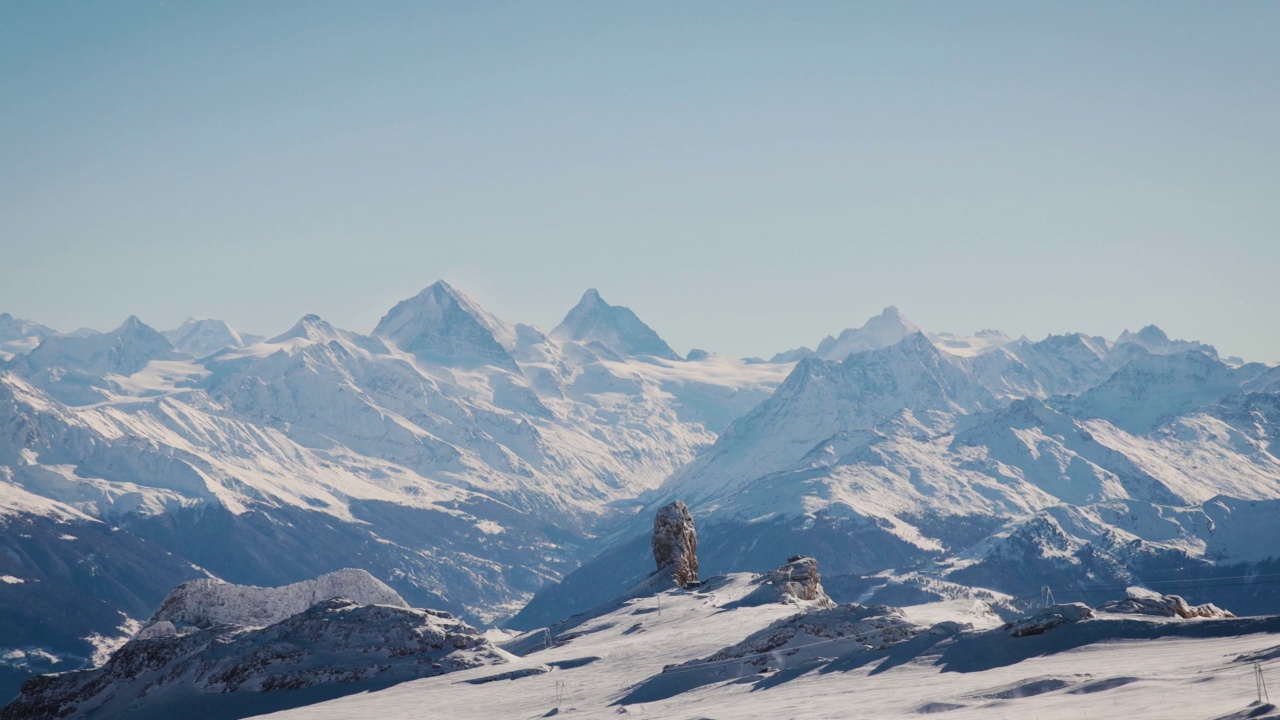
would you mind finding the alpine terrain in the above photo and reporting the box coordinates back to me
[2,287,1279,719]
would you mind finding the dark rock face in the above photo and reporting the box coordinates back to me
[652,501,698,587]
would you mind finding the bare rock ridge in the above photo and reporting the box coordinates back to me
[652,500,698,587]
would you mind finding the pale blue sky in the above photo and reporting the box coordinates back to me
[2,1,1278,360]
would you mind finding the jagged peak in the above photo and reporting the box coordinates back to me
[552,288,680,361]
[1132,324,1170,342]
[373,280,518,369]
[1115,324,1217,358]
[270,314,340,343]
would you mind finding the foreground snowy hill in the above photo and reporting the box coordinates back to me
[3,570,510,720]
[241,568,1280,720]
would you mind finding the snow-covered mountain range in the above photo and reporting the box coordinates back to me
[511,317,1280,628]
[2,289,1279,708]
[0,282,786,699]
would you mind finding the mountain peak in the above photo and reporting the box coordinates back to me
[552,289,680,361]
[1134,324,1170,343]
[119,315,147,332]
[1116,324,1217,358]
[373,281,518,370]
[269,314,339,343]
[812,306,921,361]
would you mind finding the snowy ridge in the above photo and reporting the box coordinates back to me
[204,566,1280,720]
[0,313,56,363]
[139,569,408,637]
[3,573,509,720]
[162,318,263,358]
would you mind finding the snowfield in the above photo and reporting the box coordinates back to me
[249,574,1280,720]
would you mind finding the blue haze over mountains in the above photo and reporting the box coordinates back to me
[2,282,1280,702]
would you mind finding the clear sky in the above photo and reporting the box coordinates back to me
[2,1,1278,360]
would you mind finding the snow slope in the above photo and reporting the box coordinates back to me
[246,569,1280,720]
[162,318,264,358]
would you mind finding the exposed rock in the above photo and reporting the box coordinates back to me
[652,500,698,587]
[729,555,837,609]
[768,556,836,608]
[1098,593,1235,619]
[1008,603,1094,637]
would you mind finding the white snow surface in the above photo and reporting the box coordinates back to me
[249,573,1280,720]
[162,318,264,358]
[140,569,409,636]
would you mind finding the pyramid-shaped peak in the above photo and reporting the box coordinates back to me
[814,306,922,361]
[118,315,148,331]
[373,281,517,369]
[109,316,173,347]
[269,314,341,344]
[552,289,680,361]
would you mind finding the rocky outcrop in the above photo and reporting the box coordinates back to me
[1008,603,1094,637]
[730,555,837,609]
[2,572,508,720]
[764,555,836,608]
[652,500,698,587]
[1099,593,1235,619]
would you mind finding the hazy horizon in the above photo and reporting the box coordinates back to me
[3,2,1277,361]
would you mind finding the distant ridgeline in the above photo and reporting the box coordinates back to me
[2,286,1280,704]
